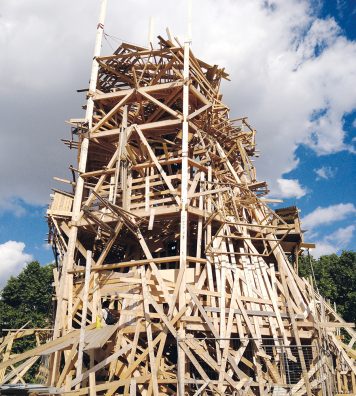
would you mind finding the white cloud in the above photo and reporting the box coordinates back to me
[275,178,307,198]
[312,241,336,258]
[302,203,356,230]
[327,225,355,246]
[311,225,355,258]
[314,166,337,180]
[0,241,33,288]
[0,0,355,208]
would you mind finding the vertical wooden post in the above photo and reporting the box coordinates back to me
[278,249,312,396]
[113,105,127,205]
[75,250,92,388]
[63,0,107,333]
[130,378,137,396]
[89,269,100,396]
[121,107,128,210]
[294,245,299,273]
[195,172,205,276]
[177,25,191,396]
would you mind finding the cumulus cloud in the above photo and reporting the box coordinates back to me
[302,204,355,257]
[330,225,356,246]
[0,241,33,288]
[312,225,355,258]
[302,203,356,230]
[314,166,337,180]
[312,241,336,258]
[0,0,355,208]
[275,178,307,198]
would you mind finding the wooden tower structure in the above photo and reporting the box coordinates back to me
[1,4,355,395]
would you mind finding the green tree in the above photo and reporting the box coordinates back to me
[299,250,356,324]
[0,261,54,382]
[0,261,54,332]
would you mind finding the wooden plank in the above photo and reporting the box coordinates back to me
[177,39,190,396]
[69,344,132,389]
[75,249,92,387]
[134,125,181,206]
[139,89,182,120]
[90,119,181,139]
[139,266,159,395]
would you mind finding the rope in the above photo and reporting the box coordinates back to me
[102,30,147,50]
[103,32,116,52]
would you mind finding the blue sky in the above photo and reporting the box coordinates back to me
[0,203,50,263]
[0,0,355,286]
[319,0,356,40]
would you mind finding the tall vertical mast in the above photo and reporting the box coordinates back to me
[63,0,108,332]
[178,1,192,393]
[148,16,154,47]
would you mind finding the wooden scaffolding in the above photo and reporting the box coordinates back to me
[1,7,355,396]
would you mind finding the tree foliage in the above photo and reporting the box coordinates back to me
[0,261,54,382]
[0,261,54,344]
[0,261,53,330]
[299,250,356,324]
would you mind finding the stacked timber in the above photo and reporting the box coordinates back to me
[1,33,355,396]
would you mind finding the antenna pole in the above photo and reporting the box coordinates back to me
[187,0,192,42]
[148,16,154,47]
[86,0,108,125]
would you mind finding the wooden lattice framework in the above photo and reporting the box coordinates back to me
[1,7,356,396]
